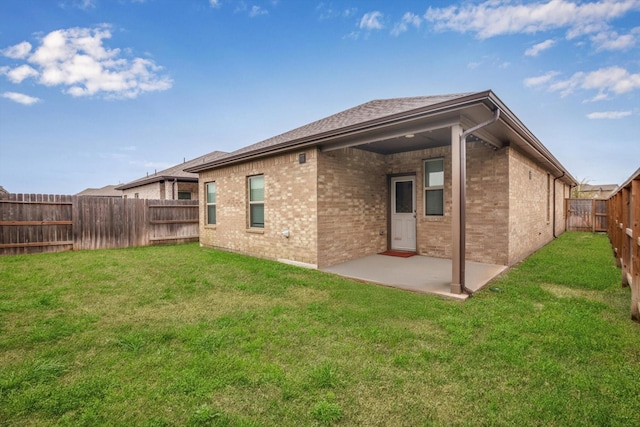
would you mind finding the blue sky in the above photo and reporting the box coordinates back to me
[0,0,638,194]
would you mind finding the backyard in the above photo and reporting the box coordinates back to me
[0,232,638,426]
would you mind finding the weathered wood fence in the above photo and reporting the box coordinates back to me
[606,168,640,321]
[565,198,608,232]
[0,194,199,256]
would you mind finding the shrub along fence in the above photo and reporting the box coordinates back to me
[0,194,199,256]
[607,167,640,321]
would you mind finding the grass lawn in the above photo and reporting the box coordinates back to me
[1,232,638,426]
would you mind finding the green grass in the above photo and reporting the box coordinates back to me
[0,232,638,426]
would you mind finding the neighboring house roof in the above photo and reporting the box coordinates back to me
[0,185,8,196]
[577,184,618,199]
[116,150,228,191]
[76,185,123,197]
[185,90,576,186]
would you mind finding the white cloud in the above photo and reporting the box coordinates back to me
[1,41,32,59]
[524,71,561,87]
[360,11,384,30]
[249,5,268,17]
[3,64,39,83]
[209,0,221,7]
[581,66,640,96]
[529,66,640,99]
[343,31,360,40]
[59,0,97,10]
[590,27,640,50]
[2,91,42,105]
[587,110,632,119]
[391,12,422,36]
[316,3,358,20]
[424,0,640,40]
[525,39,556,56]
[0,26,172,99]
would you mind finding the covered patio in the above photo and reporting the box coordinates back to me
[321,254,507,300]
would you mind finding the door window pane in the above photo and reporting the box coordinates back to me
[395,181,413,214]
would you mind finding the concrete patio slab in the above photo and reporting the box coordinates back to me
[321,254,508,300]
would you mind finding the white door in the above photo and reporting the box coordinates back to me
[391,176,416,251]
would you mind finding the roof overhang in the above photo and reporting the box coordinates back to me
[115,176,198,191]
[187,90,576,186]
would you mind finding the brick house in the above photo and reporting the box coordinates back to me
[116,151,227,200]
[186,91,576,295]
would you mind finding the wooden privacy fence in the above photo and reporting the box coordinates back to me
[565,198,608,232]
[0,194,199,256]
[606,168,640,321]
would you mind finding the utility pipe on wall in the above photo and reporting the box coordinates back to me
[453,108,501,295]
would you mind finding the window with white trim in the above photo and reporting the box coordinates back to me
[424,158,444,216]
[248,175,264,228]
[206,182,216,225]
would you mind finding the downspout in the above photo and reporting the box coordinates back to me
[172,179,177,200]
[456,108,501,294]
[553,172,565,238]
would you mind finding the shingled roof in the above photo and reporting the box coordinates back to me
[186,90,576,186]
[76,185,122,197]
[116,150,228,191]
[186,92,478,172]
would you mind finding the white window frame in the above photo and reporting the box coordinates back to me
[424,158,444,216]
[206,182,216,225]
[248,175,264,228]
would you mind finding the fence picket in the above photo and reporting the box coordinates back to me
[0,194,199,255]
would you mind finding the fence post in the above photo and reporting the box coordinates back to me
[631,179,639,320]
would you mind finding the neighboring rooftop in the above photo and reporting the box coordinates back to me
[576,184,619,199]
[116,150,228,191]
[76,185,123,197]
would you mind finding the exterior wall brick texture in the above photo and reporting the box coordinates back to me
[198,150,318,266]
[196,139,568,269]
[317,148,387,267]
[507,146,566,264]
[122,182,161,200]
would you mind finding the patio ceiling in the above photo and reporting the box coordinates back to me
[318,102,504,156]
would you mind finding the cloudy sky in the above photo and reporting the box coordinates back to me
[0,0,638,194]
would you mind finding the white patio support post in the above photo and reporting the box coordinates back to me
[451,124,464,294]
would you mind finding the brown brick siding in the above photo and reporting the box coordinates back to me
[122,182,161,200]
[465,143,510,265]
[317,148,388,267]
[507,146,562,264]
[196,141,567,269]
[198,150,318,266]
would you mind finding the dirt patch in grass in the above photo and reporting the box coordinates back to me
[541,283,606,302]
